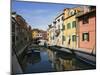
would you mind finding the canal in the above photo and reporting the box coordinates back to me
[20,44,95,74]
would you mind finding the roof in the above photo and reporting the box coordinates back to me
[76,9,96,18]
[32,29,46,33]
[55,13,64,20]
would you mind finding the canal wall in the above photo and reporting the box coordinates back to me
[12,52,23,75]
[12,42,32,74]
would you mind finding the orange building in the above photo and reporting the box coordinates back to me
[76,6,96,54]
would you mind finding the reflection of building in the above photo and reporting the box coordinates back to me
[12,12,32,54]
[56,52,76,71]
[27,51,41,64]
[63,7,82,49]
[76,6,96,54]
[47,49,76,71]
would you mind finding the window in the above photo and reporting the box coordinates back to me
[71,11,73,15]
[62,36,65,41]
[67,23,71,29]
[69,10,75,16]
[16,36,18,41]
[53,36,54,40]
[24,37,27,41]
[12,36,15,43]
[58,25,60,30]
[83,16,89,24]
[72,35,76,42]
[62,24,65,30]
[58,19,60,22]
[72,21,76,28]
[50,37,52,40]
[82,33,89,41]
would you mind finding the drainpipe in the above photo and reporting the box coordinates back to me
[76,16,79,48]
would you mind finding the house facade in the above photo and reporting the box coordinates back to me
[12,12,32,55]
[47,24,56,46]
[63,7,82,49]
[76,6,96,53]
[32,29,40,39]
[47,6,96,54]
[55,13,64,47]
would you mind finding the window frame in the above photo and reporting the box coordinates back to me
[67,23,71,29]
[72,35,76,42]
[62,24,65,30]
[62,35,65,41]
[82,32,89,41]
[83,16,89,24]
[72,21,76,28]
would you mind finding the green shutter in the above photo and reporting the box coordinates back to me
[72,35,76,41]
[62,36,65,41]
[72,21,76,28]
[67,23,71,29]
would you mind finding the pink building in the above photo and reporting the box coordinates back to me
[77,6,96,53]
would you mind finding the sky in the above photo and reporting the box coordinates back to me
[12,0,80,30]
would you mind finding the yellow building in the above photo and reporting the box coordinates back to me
[63,7,82,49]
[32,29,39,39]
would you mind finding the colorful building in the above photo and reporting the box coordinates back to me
[39,30,47,40]
[63,7,82,49]
[32,29,40,39]
[76,6,96,54]
[12,12,32,55]
[47,6,96,54]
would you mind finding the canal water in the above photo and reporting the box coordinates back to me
[21,46,95,74]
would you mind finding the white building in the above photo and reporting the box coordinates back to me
[55,13,65,47]
[47,23,56,46]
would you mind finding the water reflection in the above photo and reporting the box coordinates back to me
[21,50,41,72]
[21,47,95,74]
[47,49,95,71]
[47,49,76,71]
[26,52,41,64]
